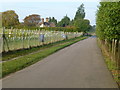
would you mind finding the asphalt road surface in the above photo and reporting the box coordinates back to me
[2,37,118,88]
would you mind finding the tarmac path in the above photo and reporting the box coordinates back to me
[2,36,118,88]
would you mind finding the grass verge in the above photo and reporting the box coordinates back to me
[2,36,88,78]
[2,39,71,61]
[97,39,120,87]
[2,36,85,61]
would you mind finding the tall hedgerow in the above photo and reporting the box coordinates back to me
[96,2,120,41]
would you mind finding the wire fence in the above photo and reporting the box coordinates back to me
[1,28,82,53]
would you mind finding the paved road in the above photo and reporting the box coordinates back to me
[2,37,118,88]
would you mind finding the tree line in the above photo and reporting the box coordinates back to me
[1,3,93,33]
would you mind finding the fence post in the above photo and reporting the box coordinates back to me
[2,27,5,52]
[13,29,16,50]
[38,30,41,46]
[0,28,3,53]
[112,39,115,61]
[114,40,117,66]
[118,40,120,83]
[1,27,4,52]
[22,29,24,49]
[35,29,37,46]
[28,30,30,48]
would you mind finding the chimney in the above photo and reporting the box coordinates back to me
[42,18,44,23]
[46,17,49,22]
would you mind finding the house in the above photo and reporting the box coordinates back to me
[38,18,56,27]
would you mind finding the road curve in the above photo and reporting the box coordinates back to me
[2,37,118,88]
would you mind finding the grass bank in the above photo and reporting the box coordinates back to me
[97,38,120,87]
[2,36,88,78]
[2,36,85,61]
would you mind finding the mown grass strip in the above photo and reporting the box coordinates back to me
[2,36,88,78]
[2,36,85,61]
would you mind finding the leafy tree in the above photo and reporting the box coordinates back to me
[57,15,70,27]
[74,3,85,20]
[74,19,91,32]
[89,25,96,33]
[23,14,41,26]
[2,10,19,28]
[49,17,57,25]
[69,19,74,26]
[73,3,91,33]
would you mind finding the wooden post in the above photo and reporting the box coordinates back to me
[13,29,16,50]
[16,29,18,50]
[118,40,120,82]
[114,40,117,67]
[1,27,4,52]
[22,29,24,49]
[2,27,5,52]
[28,30,29,48]
[5,28,10,51]
[112,39,115,61]
[38,30,41,46]
[29,30,31,48]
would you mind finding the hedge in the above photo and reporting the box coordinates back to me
[96,2,120,40]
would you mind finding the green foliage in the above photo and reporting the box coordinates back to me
[74,19,91,32]
[23,14,41,26]
[73,3,91,33]
[74,3,85,20]
[88,25,96,33]
[13,26,78,32]
[2,10,19,28]
[49,17,57,25]
[96,2,120,40]
[56,3,91,33]
[57,15,70,27]
[41,27,77,32]
[69,19,74,26]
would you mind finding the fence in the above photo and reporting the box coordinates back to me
[98,38,120,86]
[1,28,82,53]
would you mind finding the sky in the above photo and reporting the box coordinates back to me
[1,0,100,25]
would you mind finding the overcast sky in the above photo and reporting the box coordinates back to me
[1,0,100,25]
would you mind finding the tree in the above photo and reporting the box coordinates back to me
[23,14,41,26]
[74,19,91,32]
[2,10,19,28]
[49,17,57,25]
[74,3,85,20]
[73,3,91,33]
[57,15,70,27]
[89,25,96,33]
